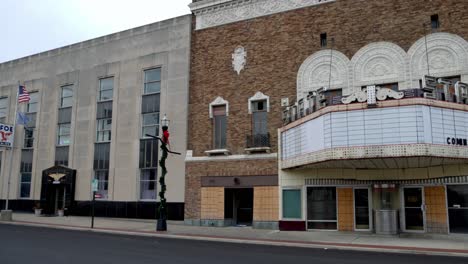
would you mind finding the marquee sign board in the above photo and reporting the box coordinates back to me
[0,123,14,147]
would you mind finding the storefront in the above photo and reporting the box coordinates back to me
[279,86,468,233]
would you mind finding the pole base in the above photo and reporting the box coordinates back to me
[0,210,13,221]
[157,219,167,231]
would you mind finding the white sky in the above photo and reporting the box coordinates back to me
[0,0,192,63]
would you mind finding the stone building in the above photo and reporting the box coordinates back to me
[0,15,191,219]
[186,0,468,233]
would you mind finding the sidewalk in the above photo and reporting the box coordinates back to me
[3,212,468,257]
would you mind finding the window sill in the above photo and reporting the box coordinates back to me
[245,147,271,154]
[205,149,230,156]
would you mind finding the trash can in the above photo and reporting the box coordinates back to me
[375,209,398,235]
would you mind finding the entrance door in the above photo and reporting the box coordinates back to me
[447,185,468,233]
[402,187,425,232]
[354,188,371,231]
[224,188,253,226]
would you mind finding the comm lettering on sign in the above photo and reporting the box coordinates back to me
[447,137,468,146]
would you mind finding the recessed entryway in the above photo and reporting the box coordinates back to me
[224,188,253,226]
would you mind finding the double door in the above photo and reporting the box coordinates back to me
[402,187,426,232]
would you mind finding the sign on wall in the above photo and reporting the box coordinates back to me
[0,123,14,147]
[281,105,468,159]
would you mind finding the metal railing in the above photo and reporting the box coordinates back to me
[246,133,270,148]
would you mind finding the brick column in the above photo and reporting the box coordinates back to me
[424,186,448,234]
[337,188,354,231]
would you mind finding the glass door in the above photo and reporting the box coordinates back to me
[447,185,468,233]
[354,188,371,230]
[402,187,425,232]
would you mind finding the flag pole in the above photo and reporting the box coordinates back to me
[4,82,20,211]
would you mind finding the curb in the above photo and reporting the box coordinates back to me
[2,220,467,257]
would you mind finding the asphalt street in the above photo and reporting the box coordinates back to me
[0,224,466,264]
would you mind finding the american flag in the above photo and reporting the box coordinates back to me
[18,85,30,103]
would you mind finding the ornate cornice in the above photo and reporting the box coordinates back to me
[191,0,336,30]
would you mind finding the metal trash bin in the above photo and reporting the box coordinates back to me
[375,209,398,235]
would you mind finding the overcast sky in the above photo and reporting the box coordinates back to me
[0,0,192,63]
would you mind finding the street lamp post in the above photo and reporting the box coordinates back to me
[146,115,180,231]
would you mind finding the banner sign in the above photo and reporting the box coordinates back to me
[0,123,14,147]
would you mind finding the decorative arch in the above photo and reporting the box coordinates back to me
[408,32,468,86]
[248,91,269,114]
[297,49,350,99]
[350,42,409,90]
[209,96,229,118]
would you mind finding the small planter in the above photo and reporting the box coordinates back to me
[57,209,64,217]
[34,209,42,216]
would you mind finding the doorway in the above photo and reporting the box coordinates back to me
[354,188,371,231]
[402,187,425,232]
[447,185,468,233]
[40,165,76,215]
[224,188,253,226]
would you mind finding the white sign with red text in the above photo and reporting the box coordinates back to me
[0,123,14,147]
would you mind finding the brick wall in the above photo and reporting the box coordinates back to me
[253,186,279,222]
[185,159,277,219]
[337,188,354,231]
[200,187,225,220]
[188,0,468,157]
[424,186,448,234]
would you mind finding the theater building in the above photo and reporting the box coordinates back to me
[0,15,191,219]
[186,0,468,233]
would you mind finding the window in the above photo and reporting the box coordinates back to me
[142,112,159,138]
[19,149,33,198]
[98,77,114,101]
[213,105,227,149]
[431,14,440,29]
[144,68,161,94]
[55,146,69,167]
[139,139,158,168]
[140,169,157,200]
[0,97,8,119]
[27,92,38,113]
[94,170,109,199]
[57,124,71,145]
[307,187,337,230]
[60,85,73,108]
[96,118,112,142]
[252,100,268,135]
[20,173,32,198]
[320,33,327,47]
[283,189,302,219]
[24,129,34,148]
[249,99,269,148]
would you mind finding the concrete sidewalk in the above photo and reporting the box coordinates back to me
[3,212,468,257]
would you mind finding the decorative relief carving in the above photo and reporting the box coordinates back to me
[350,42,408,89]
[341,86,404,104]
[408,33,468,85]
[341,89,368,104]
[297,34,468,103]
[232,46,246,75]
[375,87,404,100]
[297,49,350,99]
[192,0,336,30]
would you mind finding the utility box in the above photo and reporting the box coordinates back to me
[375,210,398,235]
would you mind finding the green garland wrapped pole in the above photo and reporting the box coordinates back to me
[146,116,180,231]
